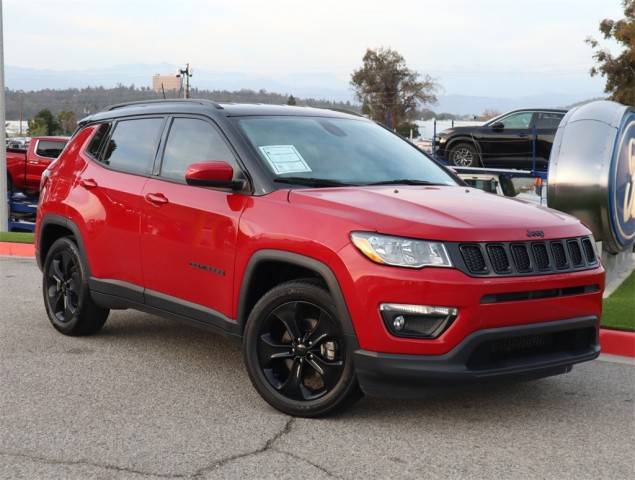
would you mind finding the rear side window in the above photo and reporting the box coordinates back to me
[160,118,237,181]
[36,140,67,159]
[102,118,164,175]
[86,123,111,159]
[534,112,564,129]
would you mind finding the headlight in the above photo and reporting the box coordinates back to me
[438,136,447,144]
[350,232,452,268]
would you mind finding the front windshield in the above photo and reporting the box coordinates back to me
[237,116,457,186]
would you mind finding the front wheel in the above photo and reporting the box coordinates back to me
[243,280,361,417]
[449,142,480,167]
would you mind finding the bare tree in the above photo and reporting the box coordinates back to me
[351,48,438,128]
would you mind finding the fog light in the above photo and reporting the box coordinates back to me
[380,303,458,339]
[393,315,406,331]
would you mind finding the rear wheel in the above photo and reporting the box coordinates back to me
[42,237,109,336]
[244,280,361,417]
[449,142,480,167]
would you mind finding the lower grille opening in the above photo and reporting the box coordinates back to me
[467,327,597,370]
[481,284,600,304]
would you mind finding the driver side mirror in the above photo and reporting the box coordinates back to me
[491,121,504,131]
[185,161,245,190]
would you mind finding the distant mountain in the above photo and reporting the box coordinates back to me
[433,94,604,116]
[6,64,602,116]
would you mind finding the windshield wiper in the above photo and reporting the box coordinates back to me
[274,177,356,187]
[363,179,441,186]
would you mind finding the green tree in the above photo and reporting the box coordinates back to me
[28,109,60,136]
[57,111,77,135]
[286,95,297,106]
[351,47,438,128]
[586,0,635,105]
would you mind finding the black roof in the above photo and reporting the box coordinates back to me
[79,99,363,125]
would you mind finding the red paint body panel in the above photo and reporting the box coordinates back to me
[140,178,247,316]
[6,137,68,192]
[36,120,606,361]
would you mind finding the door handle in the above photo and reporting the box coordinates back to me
[145,192,169,206]
[519,133,529,138]
[80,178,98,189]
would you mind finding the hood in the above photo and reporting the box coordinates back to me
[288,185,587,242]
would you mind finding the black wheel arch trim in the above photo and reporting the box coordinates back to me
[37,214,91,274]
[238,249,359,343]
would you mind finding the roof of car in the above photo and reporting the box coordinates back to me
[79,99,364,125]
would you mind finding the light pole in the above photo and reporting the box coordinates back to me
[0,0,8,232]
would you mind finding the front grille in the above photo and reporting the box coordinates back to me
[454,236,598,277]
[582,238,596,263]
[511,244,531,271]
[551,242,568,269]
[532,243,550,270]
[568,240,583,266]
[460,245,487,273]
[487,245,510,273]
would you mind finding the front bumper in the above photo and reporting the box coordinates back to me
[354,316,599,397]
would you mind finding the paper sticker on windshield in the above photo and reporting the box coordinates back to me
[259,145,312,174]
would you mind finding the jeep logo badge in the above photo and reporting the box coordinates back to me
[527,230,545,238]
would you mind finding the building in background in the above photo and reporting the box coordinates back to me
[5,120,28,137]
[152,73,181,93]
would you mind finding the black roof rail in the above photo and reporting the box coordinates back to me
[104,98,224,111]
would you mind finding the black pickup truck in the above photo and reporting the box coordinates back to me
[435,108,566,170]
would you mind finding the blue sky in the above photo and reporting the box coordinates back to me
[3,0,625,98]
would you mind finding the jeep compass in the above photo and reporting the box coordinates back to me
[35,100,604,417]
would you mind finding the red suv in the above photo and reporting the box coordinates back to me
[35,100,604,416]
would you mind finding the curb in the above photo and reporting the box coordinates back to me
[599,328,635,358]
[0,242,36,258]
[1,242,633,359]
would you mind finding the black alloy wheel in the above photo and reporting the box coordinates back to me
[244,280,361,417]
[42,237,109,336]
[258,300,344,401]
[46,248,81,323]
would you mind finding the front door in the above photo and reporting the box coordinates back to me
[140,116,248,320]
[477,111,533,167]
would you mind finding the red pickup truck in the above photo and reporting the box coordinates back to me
[7,136,69,193]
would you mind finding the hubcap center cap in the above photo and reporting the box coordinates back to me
[294,343,309,357]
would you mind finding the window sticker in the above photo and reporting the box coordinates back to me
[258,145,312,174]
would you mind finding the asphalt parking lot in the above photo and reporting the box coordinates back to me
[1,256,634,479]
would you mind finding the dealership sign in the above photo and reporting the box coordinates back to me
[548,101,635,253]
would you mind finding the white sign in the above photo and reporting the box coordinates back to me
[259,145,312,175]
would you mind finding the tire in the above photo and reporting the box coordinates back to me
[243,280,362,417]
[6,175,13,196]
[42,237,109,336]
[449,142,480,167]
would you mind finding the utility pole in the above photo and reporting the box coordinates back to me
[178,63,192,99]
[0,0,8,232]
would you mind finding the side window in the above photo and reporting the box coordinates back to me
[500,112,533,129]
[102,118,164,175]
[36,140,67,159]
[160,118,237,181]
[86,123,111,159]
[534,112,564,129]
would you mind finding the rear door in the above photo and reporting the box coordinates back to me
[477,111,533,167]
[77,117,165,291]
[26,139,67,189]
[140,116,248,319]
[532,111,565,167]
